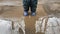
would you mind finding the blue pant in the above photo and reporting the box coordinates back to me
[23,0,38,12]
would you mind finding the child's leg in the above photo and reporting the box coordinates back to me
[30,0,38,13]
[23,0,30,16]
[30,0,38,16]
[23,0,30,12]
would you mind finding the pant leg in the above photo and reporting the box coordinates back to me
[23,0,30,12]
[30,0,38,12]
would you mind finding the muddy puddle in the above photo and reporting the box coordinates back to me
[0,0,60,34]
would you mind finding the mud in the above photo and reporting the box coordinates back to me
[0,0,60,34]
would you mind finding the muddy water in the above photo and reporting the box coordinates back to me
[0,3,47,34]
[0,0,60,34]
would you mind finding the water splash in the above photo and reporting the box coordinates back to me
[35,16,60,34]
[0,19,12,34]
[0,16,25,34]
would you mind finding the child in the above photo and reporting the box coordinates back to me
[23,0,38,16]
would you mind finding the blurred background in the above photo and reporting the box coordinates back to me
[0,0,60,34]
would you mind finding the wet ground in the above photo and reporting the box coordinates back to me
[0,0,60,34]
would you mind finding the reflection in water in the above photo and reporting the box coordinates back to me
[35,15,60,34]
